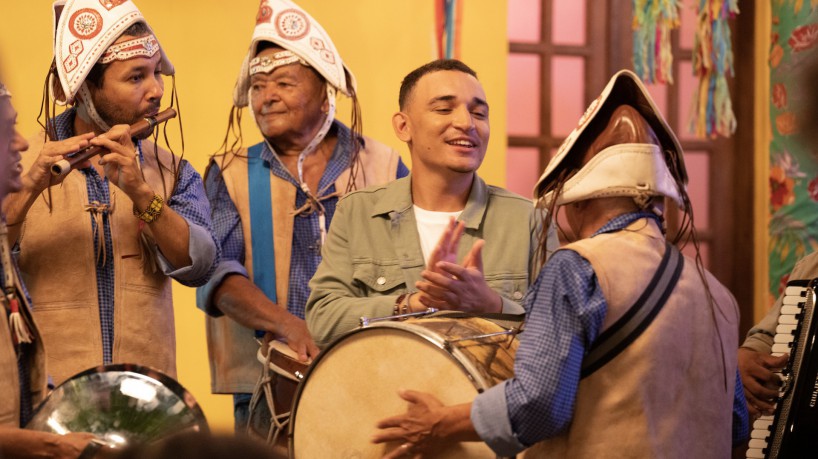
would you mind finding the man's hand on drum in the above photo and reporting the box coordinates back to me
[414,236,503,314]
[738,347,788,418]
[372,390,471,458]
[270,313,320,362]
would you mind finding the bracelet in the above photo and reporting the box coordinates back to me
[393,293,407,316]
[133,194,163,224]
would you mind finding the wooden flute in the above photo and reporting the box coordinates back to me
[50,108,177,177]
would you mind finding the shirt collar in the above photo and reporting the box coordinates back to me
[592,211,662,237]
[371,173,489,230]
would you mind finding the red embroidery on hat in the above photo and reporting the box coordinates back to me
[99,0,128,11]
[320,49,335,64]
[69,8,103,40]
[275,9,310,40]
[63,40,84,73]
[310,37,335,64]
[63,54,78,73]
[256,1,273,25]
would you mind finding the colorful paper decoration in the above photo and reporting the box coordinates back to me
[688,0,739,138]
[632,0,682,84]
[435,0,462,59]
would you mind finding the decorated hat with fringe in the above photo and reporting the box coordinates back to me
[52,0,174,104]
[233,0,356,107]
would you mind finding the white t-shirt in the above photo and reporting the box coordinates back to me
[413,205,463,264]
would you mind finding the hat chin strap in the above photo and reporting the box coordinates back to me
[77,82,112,133]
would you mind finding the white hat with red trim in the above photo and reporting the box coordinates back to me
[232,0,356,107]
[534,69,688,208]
[52,0,174,105]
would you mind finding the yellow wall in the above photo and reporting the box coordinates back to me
[0,0,508,432]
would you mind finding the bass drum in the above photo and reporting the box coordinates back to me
[26,363,208,448]
[289,314,520,458]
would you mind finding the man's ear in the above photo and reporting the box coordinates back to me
[392,112,411,142]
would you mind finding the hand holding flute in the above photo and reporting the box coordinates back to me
[50,108,177,177]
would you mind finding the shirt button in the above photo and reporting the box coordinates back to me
[376,276,386,285]
[512,291,523,300]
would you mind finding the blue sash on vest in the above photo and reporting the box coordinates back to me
[247,143,277,337]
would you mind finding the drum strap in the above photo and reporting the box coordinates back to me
[580,242,684,379]
[248,143,277,338]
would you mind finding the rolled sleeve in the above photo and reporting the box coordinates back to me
[157,221,218,283]
[195,160,249,317]
[164,160,220,287]
[741,295,780,354]
[472,381,527,456]
[500,297,525,314]
[195,259,248,317]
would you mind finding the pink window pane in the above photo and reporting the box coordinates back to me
[679,1,697,51]
[684,150,710,229]
[508,54,541,137]
[506,147,541,198]
[552,0,586,45]
[551,56,585,137]
[681,241,710,269]
[644,82,669,120]
[508,0,541,43]
[677,60,696,140]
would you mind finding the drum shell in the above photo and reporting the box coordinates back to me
[289,316,519,459]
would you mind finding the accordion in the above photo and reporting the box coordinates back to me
[747,279,818,458]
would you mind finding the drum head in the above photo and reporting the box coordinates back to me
[290,322,504,458]
[26,363,208,448]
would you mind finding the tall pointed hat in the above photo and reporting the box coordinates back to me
[232,0,356,107]
[535,69,688,208]
[52,0,174,105]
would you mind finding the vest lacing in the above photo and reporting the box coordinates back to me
[84,200,111,266]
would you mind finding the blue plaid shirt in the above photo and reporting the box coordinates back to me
[199,121,409,320]
[471,212,749,455]
[50,109,218,365]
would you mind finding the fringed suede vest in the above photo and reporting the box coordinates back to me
[18,132,177,385]
[207,136,402,393]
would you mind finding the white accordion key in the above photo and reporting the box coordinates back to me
[746,448,766,458]
[778,314,799,325]
[781,305,802,315]
[753,415,774,429]
[785,285,807,296]
[748,438,769,449]
[776,323,798,335]
[782,294,803,305]
[772,343,792,354]
[774,333,794,344]
[750,428,769,439]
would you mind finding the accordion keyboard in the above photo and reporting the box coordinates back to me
[746,280,818,459]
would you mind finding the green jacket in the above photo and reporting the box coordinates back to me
[306,174,547,348]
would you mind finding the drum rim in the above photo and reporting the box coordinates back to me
[26,362,209,433]
[257,344,305,383]
[287,317,505,458]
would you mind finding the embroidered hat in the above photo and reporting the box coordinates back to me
[535,69,688,208]
[232,0,356,107]
[52,0,174,104]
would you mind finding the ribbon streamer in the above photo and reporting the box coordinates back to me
[632,0,682,84]
[435,0,462,59]
[688,0,739,138]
